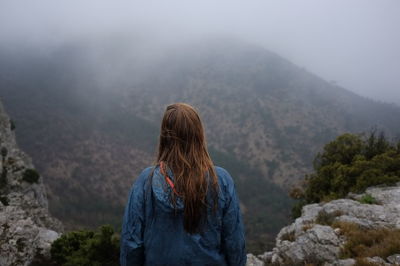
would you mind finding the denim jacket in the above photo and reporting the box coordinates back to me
[120,166,246,266]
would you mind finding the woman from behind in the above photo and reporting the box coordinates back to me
[120,103,246,266]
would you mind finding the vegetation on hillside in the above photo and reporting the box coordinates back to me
[9,119,15,131]
[33,225,120,266]
[333,221,400,262]
[22,168,40,184]
[291,131,400,219]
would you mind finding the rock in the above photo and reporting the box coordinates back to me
[345,192,359,200]
[271,252,283,265]
[323,258,355,266]
[276,225,341,264]
[337,259,356,266]
[0,102,63,265]
[252,183,400,265]
[387,254,400,265]
[246,254,265,266]
[257,251,273,263]
[36,228,60,258]
[323,198,400,229]
[365,256,391,266]
[365,185,400,206]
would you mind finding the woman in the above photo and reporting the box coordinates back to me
[120,103,246,266]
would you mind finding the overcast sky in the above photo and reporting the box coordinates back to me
[1,0,399,104]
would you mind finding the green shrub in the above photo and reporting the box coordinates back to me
[291,200,306,220]
[0,167,7,189]
[291,131,400,211]
[0,196,8,206]
[1,147,7,160]
[22,169,40,184]
[358,194,379,205]
[50,225,120,266]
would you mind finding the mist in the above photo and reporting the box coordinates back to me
[1,0,399,104]
[2,1,400,257]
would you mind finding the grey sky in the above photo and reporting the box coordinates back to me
[1,0,399,104]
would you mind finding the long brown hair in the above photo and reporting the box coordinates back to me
[156,103,219,234]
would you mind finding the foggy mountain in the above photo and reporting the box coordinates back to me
[1,36,400,253]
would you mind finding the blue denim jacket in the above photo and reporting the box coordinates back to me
[120,166,246,266]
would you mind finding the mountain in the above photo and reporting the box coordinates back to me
[0,101,63,265]
[1,36,400,253]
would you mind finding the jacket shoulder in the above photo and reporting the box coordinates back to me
[214,166,236,195]
[140,166,154,177]
[133,166,155,187]
[215,166,233,183]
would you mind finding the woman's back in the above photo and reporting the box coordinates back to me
[120,165,246,266]
[120,103,246,265]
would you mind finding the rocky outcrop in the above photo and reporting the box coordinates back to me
[247,183,400,266]
[246,254,265,266]
[0,102,63,266]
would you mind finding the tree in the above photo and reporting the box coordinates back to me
[22,169,40,183]
[291,131,400,219]
[50,225,120,266]
[9,119,15,131]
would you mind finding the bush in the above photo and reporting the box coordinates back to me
[1,147,7,159]
[0,196,8,206]
[292,131,400,208]
[9,119,15,131]
[332,221,400,260]
[358,194,379,205]
[22,169,40,184]
[0,167,7,189]
[50,225,120,266]
[280,230,295,242]
[291,199,306,219]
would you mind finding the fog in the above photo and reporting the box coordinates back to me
[1,0,399,104]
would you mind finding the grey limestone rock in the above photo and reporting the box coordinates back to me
[275,225,341,264]
[257,251,273,263]
[323,259,355,266]
[364,256,391,266]
[246,254,265,266]
[387,254,400,265]
[0,102,63,266]
[254,183,400,265]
